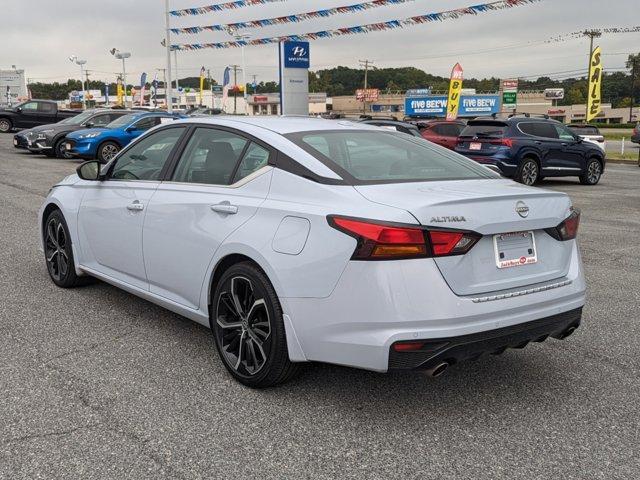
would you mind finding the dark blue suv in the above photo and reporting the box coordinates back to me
[455,116,605,186]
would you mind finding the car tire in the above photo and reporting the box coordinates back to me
[0,118,13,133]
[97,141,120,163]
[516,158,540,186]
[211,261,302,388]
[43,209,92,288]
[54,138,71,159]
[579,158,602,185]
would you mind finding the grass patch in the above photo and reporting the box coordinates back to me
[607,151,639,162]
[601,129,633,141]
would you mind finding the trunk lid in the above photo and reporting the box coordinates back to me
[355,179,574,296]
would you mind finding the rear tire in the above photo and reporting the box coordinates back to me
[211,262,302,388]
[515,158,540,186]
[97,141,120,163]
[0,118,12,133]
[579,158,602,185]
[43,210,92,288]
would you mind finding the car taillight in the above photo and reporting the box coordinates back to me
[328,216,480,260]
[545,209,580,241]
[488,138,513,147]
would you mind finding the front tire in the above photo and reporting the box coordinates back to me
[516,158,540,186]
[97,141,120,163]
[579,158,602,185]
[43,210,89,288]
[211,262,301,388]
[0,118,12,133]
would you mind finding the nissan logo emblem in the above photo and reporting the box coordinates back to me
[515,201,529,218]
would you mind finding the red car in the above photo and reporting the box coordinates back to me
[407,119,466,150]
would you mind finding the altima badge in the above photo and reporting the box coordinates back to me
[430,216,466,223]
[515,201,530,218]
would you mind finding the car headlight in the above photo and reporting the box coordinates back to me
[79,132,102,139]
[37,129,55,139]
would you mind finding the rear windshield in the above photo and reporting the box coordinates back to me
[460,123,508,137]
[568,126,600,135]
[286,130,495,184]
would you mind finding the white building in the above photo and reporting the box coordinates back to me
[0,69,28,107]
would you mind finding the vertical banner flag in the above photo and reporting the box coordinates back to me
[140,73,148,106]
[116,78,124,106]
[222,66,231,110]
[199,66,206,105]
[586,46,602,122]
[446,63,464,121]
[105,84,109,105]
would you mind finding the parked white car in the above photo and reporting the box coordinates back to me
[568,124,606,151]
[39,117,586,387]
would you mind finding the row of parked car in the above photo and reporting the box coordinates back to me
[361,116,607,186]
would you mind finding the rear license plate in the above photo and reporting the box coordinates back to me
[469,142,482,150]
[493,231,537,269]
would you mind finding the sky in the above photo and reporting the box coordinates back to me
[1,0,637,86]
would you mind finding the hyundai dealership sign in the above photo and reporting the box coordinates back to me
[279,41,311,115]
[405,94,501,117]
[283,41,310,69]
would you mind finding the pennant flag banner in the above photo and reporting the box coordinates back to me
[172,0,542,50]
[546,26,640,44]
[170,0,285,17]
[172,0,418,35]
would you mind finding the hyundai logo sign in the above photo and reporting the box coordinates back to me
[283,41,310,69]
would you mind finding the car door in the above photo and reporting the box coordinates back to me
[76,126,187,290]
[38,102,59,125]
[552,123,585,171]
[15,101,41,128]
[142,126,273,309]
[519,122,564,172]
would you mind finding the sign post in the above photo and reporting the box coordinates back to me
[279,41,310,116]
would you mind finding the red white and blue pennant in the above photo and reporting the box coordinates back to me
[171,0,543,50]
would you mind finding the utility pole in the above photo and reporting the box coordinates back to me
[164,0,173,112]
[629,56,637,123]
[230,64,241,114]
[583,30,601,122]
[359,59,374,115]
[252,75,258,94]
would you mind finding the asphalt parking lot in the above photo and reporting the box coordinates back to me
[1,133,639,479]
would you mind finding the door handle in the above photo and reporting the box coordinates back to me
[126,201,144,211]
[210,203,238,215]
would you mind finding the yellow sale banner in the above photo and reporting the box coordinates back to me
[116,79,124,106]
[446,63,464,121]
[586,46,602,122]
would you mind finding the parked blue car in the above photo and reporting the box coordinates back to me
[64,111,182,163]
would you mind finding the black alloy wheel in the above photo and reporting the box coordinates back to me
[517,159,539,186]
[580,158,602,185]
[55,139,72,159]
[43,210,89,288]
[212,262,301,388]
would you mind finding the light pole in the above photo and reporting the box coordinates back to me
[164,0,174,113]
[69,55,87,109]
[110,48,131,108]
[229,29,250,114]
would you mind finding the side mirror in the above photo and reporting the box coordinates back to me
[125,126,136,133]
[76,160,102,181]
[15,107,22,113]
[575,136,583,143]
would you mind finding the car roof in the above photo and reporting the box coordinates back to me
[174,116,379,134]
[360,119,418,128]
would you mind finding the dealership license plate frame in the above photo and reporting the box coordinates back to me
[493,231,538,269]
[469,142,482,150]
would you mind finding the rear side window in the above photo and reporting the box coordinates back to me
[460,123,507,138]
[518,122,559,139]
[287,130,494,184]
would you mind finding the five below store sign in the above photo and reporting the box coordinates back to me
[405,94,501,117]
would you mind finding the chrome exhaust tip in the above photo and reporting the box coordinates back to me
[424,362,449,378]
[559,326,577,339]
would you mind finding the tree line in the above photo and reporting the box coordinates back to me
[27,53,639,108]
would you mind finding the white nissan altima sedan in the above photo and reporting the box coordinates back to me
[39,116,586,387]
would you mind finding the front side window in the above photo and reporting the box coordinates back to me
[171,128,248,185]
[20,102,39,111]
[110,127,185,181]
[554,124,576,141]
[90,114,113,127]
[287,130,494,183]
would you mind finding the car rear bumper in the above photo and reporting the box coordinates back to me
[283,241,585,372]
[455,151,519,176]
[388,307,581,370]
